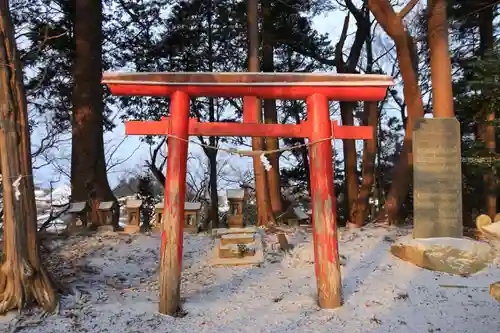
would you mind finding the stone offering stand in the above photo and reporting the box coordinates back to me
[212,227,264,266]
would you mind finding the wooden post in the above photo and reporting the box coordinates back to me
[159,90,190,315]
[307,93,342,308]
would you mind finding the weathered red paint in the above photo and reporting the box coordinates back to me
[102,71,392,315]
[159,90,190,315]
[160,231,167,261]
[106,83,387,101]
[243,96,259,123]
[307,93,342,308]
[125,118,372,140]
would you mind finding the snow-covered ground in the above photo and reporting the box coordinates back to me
[1,224,500,332]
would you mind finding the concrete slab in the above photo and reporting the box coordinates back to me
[220,233,256,245]
[212,226,260,238]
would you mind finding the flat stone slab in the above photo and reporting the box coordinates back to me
[212,226,260,238]
[390,235,492,276]
[220,233,256,245]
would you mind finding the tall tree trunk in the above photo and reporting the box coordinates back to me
[369,0,425,224]
[427,0,454,118]
[247,0,272,226]
[0,0,57,313]
[286,50,310,195]
[293,103,311,195]
[350,26,378,227]
[478,5,496,219]
[351,102,379,226]
[207,147,219,228]
[334,4,371,219]
[261,0,282,215]
[340,102,358,219]
[206,0,219,228]
[71,0,117,227]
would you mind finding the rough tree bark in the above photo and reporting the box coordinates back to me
[478,4,496,219]
[284,48,311,195]
[351,102,379,226]
[369,0,424,224]
[350,26,380,227]
[0,0,57,313]
[247,0,273,226]
[336,1,371,220]
[71,0,117,227]
[206,0,219,228]
[427,0,454,118]
[262,0,282,215]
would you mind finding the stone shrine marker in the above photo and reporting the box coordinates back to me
[413,118,462,238]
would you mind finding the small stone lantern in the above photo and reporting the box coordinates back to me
[184,202,202,233]
[97,201,117,231]
[227,189,246,228]
[285,207,310,227]
[67,201,88,232]
[125,199,142,233]
[154,201,202,233]
[153,202,164,232]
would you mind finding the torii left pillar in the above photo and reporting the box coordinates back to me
[102,71,393,315]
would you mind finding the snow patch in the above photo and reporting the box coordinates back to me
[1,225,499,332]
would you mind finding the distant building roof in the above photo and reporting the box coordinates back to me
[126,199,143,208]
[68,201,87,213]
[185,202,202,211]
[227,189,245,200]
[155,201,202,211]
[98,201,115,210]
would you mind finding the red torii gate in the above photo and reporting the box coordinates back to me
[101,72,392,315]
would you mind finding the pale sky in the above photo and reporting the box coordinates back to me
[31,8,408,192]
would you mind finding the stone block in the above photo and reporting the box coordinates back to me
[123,225,140,234]
[489,281,500,302]
[413,118,463,238]
[220,233,255,246]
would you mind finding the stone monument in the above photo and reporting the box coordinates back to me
[413,117,462,238]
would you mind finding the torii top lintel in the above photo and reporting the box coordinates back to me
[102,72,392,100]
[102,71,393,140]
